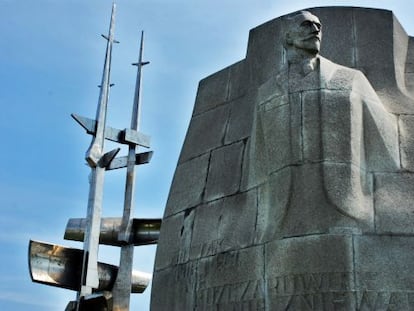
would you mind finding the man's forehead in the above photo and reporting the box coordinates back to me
[293,11,321,25]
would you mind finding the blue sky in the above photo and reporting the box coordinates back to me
[1,0,413,310]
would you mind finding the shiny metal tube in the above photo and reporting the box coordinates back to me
[28,240,150,293]
[64,218,161,246]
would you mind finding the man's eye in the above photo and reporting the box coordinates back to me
[301,21,322,31]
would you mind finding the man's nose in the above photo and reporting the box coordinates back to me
[311,23,320,33]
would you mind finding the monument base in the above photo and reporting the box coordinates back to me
[151,6,414,311]
[152,233,414,310]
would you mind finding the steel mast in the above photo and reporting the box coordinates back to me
[112,30,149,311]
[77,2,119,308]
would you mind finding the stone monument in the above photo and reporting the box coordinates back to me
[151,7,414,310]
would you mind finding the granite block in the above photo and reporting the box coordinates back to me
[190,190,257,260]
[265,234,356,310]
[154,212,193,270]
[228,60,249,101]
[151,262,197,311]
[165,153,209,216]
[193,67,230,116]
[195,246,265,310]
[179,104,229,163]
[224,94,255,144]
[374,172,414,234]
[354,235,414,310]
[205,141,244,202]
[257,98,300,174]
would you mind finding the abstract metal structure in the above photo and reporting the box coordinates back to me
[29,3,160,310]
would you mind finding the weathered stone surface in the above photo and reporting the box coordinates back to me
[246,18,285,88]
[288,62,320,93]
[265,234,356,310]
[165,154,209,216]
[400,115,414,171]
[265,234,354,279]
[302,90,322,161]
[393,16,411,94]
[354,235,414,311]
[154,211,193,270]
[151,262,197,310]
[152,7,414,310]
[179,104,229,163]
[355,235,414,290]
[406,37,414,94]
[193,67,230,116]
[320,89,360,165]
[224,94,255,144]
[254,99,299,174]
[256,163,372,242]
[311,8,414,115]
[205,141,244,202]
[311,7,355,68]
[353,9,394,91]
[362,102,400,172]
[227,60,250,101]
[196,246,265,310]
[190,190,257,259]
[374,173,414,234]
[324,163,373,218]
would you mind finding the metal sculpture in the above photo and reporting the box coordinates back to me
[79,2,119,300]
[28,3,160,310]
[111,31,150,310]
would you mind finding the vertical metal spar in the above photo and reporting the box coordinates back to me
[77,2,118,307]
[112,31,149,310]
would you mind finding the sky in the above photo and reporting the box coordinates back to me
[1,0,413,310]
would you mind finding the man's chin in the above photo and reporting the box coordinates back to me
[304,44,320,55]
[296,40,320,53]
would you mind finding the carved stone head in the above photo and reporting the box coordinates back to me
[284,11,322,56]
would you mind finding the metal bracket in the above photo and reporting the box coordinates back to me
[72,114,151,148]
[106,151,153,170]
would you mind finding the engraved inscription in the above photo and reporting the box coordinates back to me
[267,272,414,310]
[193,271,414,310]
[171,237,249,266]
[196,279,265,311]
[171,261,198,295]
[271,291,354,310]
[196,299,265,311]
[174,238,230,264]
[190,239,227,258]
[270,291,414,310]
[358,291,414,311]
[199,251,240,279]
[174,261,198,281]
[268,272,352,296]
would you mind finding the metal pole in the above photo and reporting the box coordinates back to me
[112,31,149,311]
[77,3,117,309]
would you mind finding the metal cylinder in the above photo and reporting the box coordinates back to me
[64,217,161,246]
[29,240,151,293]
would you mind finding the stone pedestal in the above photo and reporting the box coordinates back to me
[266,234,414,310]
[153,233,414,310]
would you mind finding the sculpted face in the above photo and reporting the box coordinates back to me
[286,11,322,55]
